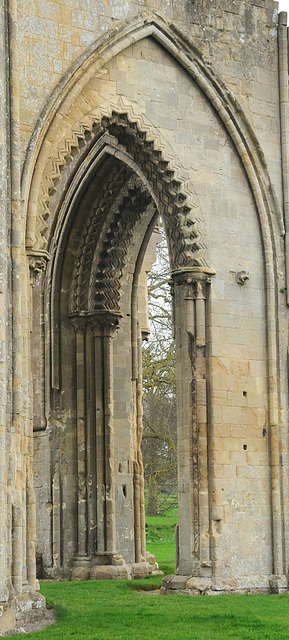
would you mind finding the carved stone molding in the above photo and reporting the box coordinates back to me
[236,270,249,285]
[69,314,87,333]
[171,266,216,288]
[32,106,206,275]
[69,170,154,314]
[69,309,122,337]
[27,250,50,286]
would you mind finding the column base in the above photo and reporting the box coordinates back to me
[161,573,289,595]
[0,585,46,636]
[269,574,288,594]
[0,601,16,636]
[72,556,91,581]
[70,552,161,581]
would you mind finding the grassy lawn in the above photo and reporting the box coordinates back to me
[10,580,289,640]
[9,503,289,640]
[145,501,177,574]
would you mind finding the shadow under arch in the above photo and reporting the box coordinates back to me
[26,11,287,586]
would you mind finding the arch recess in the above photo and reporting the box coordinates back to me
[26,10,286,581]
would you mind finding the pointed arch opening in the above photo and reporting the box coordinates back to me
[28,19,286,591]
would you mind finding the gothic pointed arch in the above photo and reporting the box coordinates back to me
[24,16,283,448]
[27,9,287,589]
[23,11,283,256]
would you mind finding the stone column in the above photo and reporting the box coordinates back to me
[0,0,10,613]
[171,267,214,579]
[12,505,23,594]
[28,251,50,432]
[69,315,92,580]
[133,327,146,563]
[89,311,121,561]
[71,316,89,561]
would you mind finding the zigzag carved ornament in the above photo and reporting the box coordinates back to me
[36,108,207,275]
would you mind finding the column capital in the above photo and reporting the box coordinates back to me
[171,267,216,301]
[170,266,216,286]
[69,313,87,333]
[69,309,122,336]
[87,309,122,337]
[27,249,50,286]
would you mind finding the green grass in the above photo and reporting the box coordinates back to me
[9,503,289,640]
[9,581,289,640]
[145,501,177,574]
[146,540,175,575]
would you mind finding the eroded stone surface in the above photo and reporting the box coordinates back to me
[1,0,289,634]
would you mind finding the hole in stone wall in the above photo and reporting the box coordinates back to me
[243,444,247,450]
[243,391,247,397]
[119,463,123,473]
[122,485,127,498]
[262,428,267,438]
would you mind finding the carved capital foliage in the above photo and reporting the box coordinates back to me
[171,266,216,298]
[27,250,50,286]
[69,313,87,333]
[89,314,121,338]
[69,310,122,337]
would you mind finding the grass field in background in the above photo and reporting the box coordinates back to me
[145,498,177,575]
[9,499,289,640]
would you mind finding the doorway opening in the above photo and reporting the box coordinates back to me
[141,222,177,575]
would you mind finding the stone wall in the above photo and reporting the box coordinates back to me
[1,0,289,633]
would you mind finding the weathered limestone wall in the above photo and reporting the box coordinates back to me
[0,0,12,630]
[1,0,289,633]
[17,0,281,198]
[0,0,46,632]
[207,133,270,590]
[30,10,286,590]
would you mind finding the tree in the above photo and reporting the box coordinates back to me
[142,226,177,515]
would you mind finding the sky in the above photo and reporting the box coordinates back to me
[278,0,289,19]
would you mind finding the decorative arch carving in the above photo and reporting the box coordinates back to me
[70,168,155,313]
[23,11,283,253]
[25,11,285,578]
[36,108,207,276]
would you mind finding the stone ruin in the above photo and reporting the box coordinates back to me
[1,0,289,633]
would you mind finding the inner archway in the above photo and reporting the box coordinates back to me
[32,111,207,580]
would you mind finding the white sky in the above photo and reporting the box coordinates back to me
[278,0,289,19]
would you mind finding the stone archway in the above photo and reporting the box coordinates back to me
[31,109,213,580]
[26,16,287,592]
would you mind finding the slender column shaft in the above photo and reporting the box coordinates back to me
[195,282,210,566]
[279,13,289,306]
[172,268,214,576]
[133,464,142,563]
[0,0,9,604]
[276,12,289,579]
[103,331,116,552]
[74,320,87,557]
[86,327,96,556]
[134,330,146,563]
[52,466,61,570]
[94,333,105,552]
[12,505,22,594]
[91,312,119,555]
[137,334,146,560]
[174,282,194,574]
[26,478,37,589]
